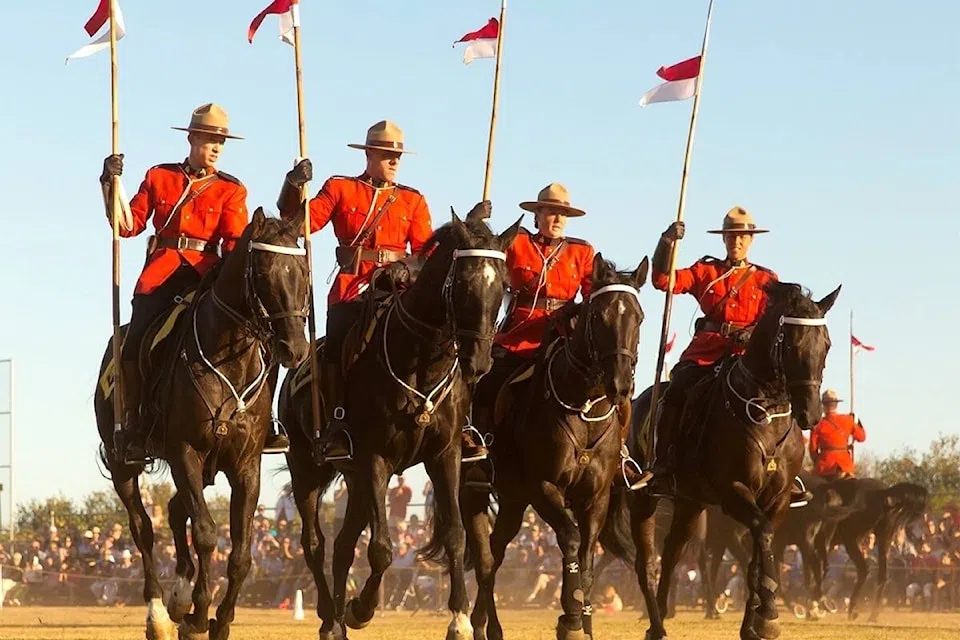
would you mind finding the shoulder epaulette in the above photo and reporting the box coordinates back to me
[751,263,777,276]
[700,255,723,263]
[563,236,591,247]
[518,226,534,237]
[394,182,421,195]
[216,171,243,186]
[328,175,353,182]
[151,163,182,173]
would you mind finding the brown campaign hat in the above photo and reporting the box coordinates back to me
[347,120,412,154]
[518,182,586,217]
[821,389,844,404]
[707,206,769,234]
[171,103,243,140]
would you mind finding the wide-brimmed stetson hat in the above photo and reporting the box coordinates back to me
[171,103,243,140]
[347,120,413,154]
[707,206,769,234]
[821,389,844,404]
[519,182,586,218]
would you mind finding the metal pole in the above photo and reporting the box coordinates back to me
[0,358,12,543]
[481,0,507,201]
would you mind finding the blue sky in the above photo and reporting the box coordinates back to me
[0,0,958,527]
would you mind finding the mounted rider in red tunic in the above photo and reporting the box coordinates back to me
[637,207,812,505]
[473,182,647,489]
[277,120,489,465]
[99,103,289,464]
[809,389,866,479]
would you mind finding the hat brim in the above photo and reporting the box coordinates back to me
[519,201,586,218]
[171,126,243,140]
[707,228,769,234]
[347,143,413,154]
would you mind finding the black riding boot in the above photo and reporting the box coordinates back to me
[119,360,150,465]
[635,401,682,492]
[262,419,290,454]
[315,362,352,464]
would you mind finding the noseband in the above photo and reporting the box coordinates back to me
[568,283,642,371]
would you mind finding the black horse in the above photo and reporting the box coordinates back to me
[94,209,310,640]
[606,281,840,640]
[463,255,649,640]
[280,211,520,640]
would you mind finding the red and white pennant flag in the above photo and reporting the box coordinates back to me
[248,0,299,46]
[454,18,500,64]
[66,0,126,64]
[639,55,702,106]
[851,334,875,352]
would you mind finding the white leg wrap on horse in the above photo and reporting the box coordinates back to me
[449,612,474,637]
[147,598,172,622]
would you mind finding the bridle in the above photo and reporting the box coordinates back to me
[548,283,641,421]
[193,238,308,414]
[726,313,829,425]
[211,240,309,343]
[382,247,507,422]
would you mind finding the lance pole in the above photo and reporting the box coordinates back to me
[108,0,124,447]
[645,0,716,459]
[290,0,323,443]
[481,0,507,201]
[849,309,855,416]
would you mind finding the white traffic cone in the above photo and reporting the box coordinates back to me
[293,589,305,621]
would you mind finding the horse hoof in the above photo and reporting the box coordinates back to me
[752,617,781,640]
[473,628,487,640]
[177,622,208,640]
[446,612,474,640]
[848,611,859,621]
[166,577,193,623]
[823,598,839,614]
[792,603,807,620]
[343,599,373,630]
[320,621,346,640]
[644,630,668,640]
[556,619,586,640]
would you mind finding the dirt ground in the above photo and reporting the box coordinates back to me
[1,606,958,640]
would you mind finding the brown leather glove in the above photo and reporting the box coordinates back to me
[100,154,123,185]
[286,158,313,187]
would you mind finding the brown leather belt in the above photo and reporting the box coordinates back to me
[515,296,568,312]
[335,246,405,274]
[696,319,751,337]
[156,235,218,254]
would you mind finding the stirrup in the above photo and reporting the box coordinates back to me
[319,414,354,463]
[461,424,490,463]
[463,457,496,491]
[619,445,647,491]
[789,475,810,508]
[262,418,290,454]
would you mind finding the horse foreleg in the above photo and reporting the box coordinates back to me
[209,465,260,640]
[166,492,194,623]
[867,523,891,623]
[346,457,393,629]
[484,498,526,640]
[289,452,338,638]
[575,491,610,640]
[533,483,585,640]
[843,530,869,620]
[461,484,495,640]
[424,452,472,640]
[169,454,217,636]
[112,467,174,640]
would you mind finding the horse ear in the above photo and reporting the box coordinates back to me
[450,209,467,238]
[816,285,842,315]
[632,256,650,289]
[592,252,610,284]
[252,207,267,231]
[498,216,522,249]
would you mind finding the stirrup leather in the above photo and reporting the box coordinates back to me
[619,444,646,491]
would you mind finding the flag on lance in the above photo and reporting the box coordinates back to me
[65,0,126,64]
[638,55,702,106]
[454,17,500,64]
[851,334,875,352]
[248,0,299,46]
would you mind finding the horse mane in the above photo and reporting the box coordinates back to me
[762,281,819,316]
[421,218,495,256]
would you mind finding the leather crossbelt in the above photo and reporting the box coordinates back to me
[156,235,218,254]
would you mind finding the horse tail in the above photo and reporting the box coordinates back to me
[599,486,637,565]
[416,497,454,568]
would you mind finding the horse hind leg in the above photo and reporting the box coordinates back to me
[344,458,393,629]
[112,467,175,640]
[166,492,195,624]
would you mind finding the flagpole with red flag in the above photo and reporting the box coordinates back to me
[249,0,322,447]
[482,0,507,201]
[645,0,716,459]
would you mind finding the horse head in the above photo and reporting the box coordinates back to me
[573,253,649,404]
[416,209,521,383]
[749,281,841,429]
[220,207,311,368]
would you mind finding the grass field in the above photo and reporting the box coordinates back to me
[1,607,959,640]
